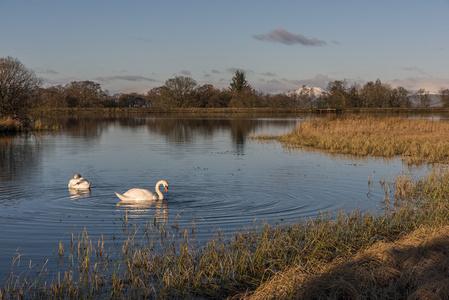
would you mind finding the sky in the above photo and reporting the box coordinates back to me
[1,0,449,94]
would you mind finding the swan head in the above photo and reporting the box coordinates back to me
[74,173,82,179]
[159,180,169,193]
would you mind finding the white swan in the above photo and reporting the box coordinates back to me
[68,173,92,189]
[115,180,168,201]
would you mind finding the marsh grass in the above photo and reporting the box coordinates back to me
[0,117,60,134]
[275,115,449,165]
[2,167,449,298]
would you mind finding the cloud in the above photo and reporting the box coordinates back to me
[253,28,327,46]
[401,66,427,76]
[129,36,151,43]
[261,72,276,77]
[34,67,58,75]
[226,68,254,74]
[43,77,81,86]
[93,75,157,83]
[180,70,192,76]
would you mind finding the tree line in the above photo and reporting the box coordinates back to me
[2,56,449,122]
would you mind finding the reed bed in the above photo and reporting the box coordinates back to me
[277,115,449,165]
[2,167,449,299]
[0,117,59,134]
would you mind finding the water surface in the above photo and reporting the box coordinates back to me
[0,113,411,276]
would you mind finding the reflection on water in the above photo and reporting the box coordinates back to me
[116,200,168,224]
[68,188,91,199]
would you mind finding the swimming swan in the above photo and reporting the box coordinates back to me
[115,180,168,201]
[68,173,92,189]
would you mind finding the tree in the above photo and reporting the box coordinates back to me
[325,80,349,108]
[64,81,105,107]
[38,85,67,108]
[389,86,411,108]
[360,79,391,107]
[159,76,197,108]
[228,70,258,107]
[0,56,43,120]
[267,93,299,108]
[118,92,147,108]
[438,88,449,107]
[415,89,431,108]
[229,70,251,93]
[193,84,222,107]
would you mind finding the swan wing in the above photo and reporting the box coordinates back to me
[115,188,157,201]
[68,178,92,189]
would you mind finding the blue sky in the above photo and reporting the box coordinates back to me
[2,0,449,94]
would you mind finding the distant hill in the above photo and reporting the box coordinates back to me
[285,86,327,98]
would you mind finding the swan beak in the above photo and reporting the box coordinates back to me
[165,186,168,192]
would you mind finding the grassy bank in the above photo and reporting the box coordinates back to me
[276,115,449,165]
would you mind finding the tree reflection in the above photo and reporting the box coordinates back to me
[0,135,43,182]
[144,114,263,153]
[0,113,300,184]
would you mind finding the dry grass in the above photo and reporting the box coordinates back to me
[277,115,449,165]
[245,226,449,300]
[0,117,59,133]
[0,117,23,133]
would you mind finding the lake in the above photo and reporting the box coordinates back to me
[0,113,413,277]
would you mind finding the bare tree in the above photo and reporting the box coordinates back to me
[118,92,147,108]
[0,56,43,121]
[159,76,197,108]
[438,88,449,107]
[415,89,431,108]
[64,81,105,107]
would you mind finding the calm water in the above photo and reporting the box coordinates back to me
[0,113,412,276]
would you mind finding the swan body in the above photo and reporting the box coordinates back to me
[115,180,168,201]
[68,173,92,189]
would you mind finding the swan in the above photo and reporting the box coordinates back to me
[68,173,92,189]
[115,180,168,201]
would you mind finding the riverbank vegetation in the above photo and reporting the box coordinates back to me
[276,115,449,165]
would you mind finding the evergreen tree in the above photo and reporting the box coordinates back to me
[229,70,251,92]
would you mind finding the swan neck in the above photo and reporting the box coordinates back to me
[155,181,164,200]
